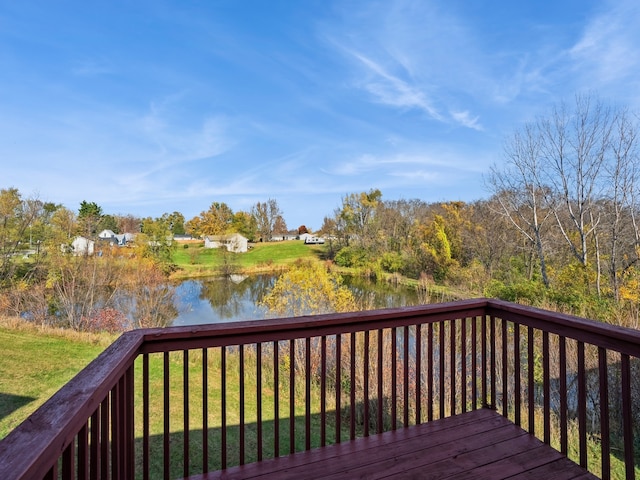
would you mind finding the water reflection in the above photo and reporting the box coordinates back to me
[343,275,420,309]
[173,275,271,326]
[171,274,422,327]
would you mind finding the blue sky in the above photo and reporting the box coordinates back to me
[2,0,639,230]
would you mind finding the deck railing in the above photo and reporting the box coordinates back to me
[1,298,639,479]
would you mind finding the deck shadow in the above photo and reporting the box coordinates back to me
[0,392,36,424]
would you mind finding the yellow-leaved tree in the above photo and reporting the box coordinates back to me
[260,262,356,317]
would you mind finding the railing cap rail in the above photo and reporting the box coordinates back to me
[487,299,640,357]
[138,298,489,352]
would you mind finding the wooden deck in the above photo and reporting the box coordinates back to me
[7,300,635,479]
[190,409,597,480]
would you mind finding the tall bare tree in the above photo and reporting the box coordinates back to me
[541,94,612,271]
[488,123,554,287]
[251,198,282,242]
[604,108,640,299]
[490,94,640,297]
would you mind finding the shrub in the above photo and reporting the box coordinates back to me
[334,246,369,268]
[380,252,404,273]
[484,279,546,305]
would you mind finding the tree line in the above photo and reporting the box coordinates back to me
[1,93,639,328]
[316,94,640,325]
[0,190,295,329]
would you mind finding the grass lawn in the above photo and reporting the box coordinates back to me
[0,320,115,439]
[172,240,328,278]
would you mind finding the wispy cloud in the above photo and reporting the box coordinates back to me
[133,93,234,177]
[323,1,486,130]
[324,149,481,180]
[568,0,640,97]
[450,110,483,131]
[348,50,444,121]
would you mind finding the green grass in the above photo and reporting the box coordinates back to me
[0,321,115,439]
[172,240,327,278]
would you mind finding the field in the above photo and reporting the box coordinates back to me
[171,240,328,277]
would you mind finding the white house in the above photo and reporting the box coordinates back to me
[204,233,249,253]
[271,233,298,241]
[98,229,116,240]
[71,236,95,255]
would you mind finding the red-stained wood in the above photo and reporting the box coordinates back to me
[439,321,445,418]
[391,326,397,428]
[305,336,312,447]
[139,299,490,354]
[202,347,209,473]
[427,322,434,421]
[320,335,327,446]
[256,343,262,462]
[403,325,409,426]
[471,317,477,410]
[459,318,465,414]
[377,328,384,433]
[184,350,190,478]
[350,331,356,439]
[501,318,508,418]
[272,341,279,457]
[559,336,568,454]
[4,298,640,479]
[487,299,640,357]
[450,319,456,416]
[513,322,521,426]
[239,345,245,465]
[288,340,295,455]
[187,409,596,480]
[415,324,422,423]
[364,330,370,436]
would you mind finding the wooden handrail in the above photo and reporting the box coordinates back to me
[487,299,640,357]
[138,298,489,353]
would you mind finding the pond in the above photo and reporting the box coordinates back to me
[171,274,425,326]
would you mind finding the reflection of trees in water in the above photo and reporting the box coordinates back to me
[114,271,178,329]
[199,275,274,320]
[246,275,276,304]
[342,275,422,309]
[172,275,422,324]
[174,279,201,314]
[196,274,425,319]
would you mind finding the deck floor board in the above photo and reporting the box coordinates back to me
[189,409,598,480]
